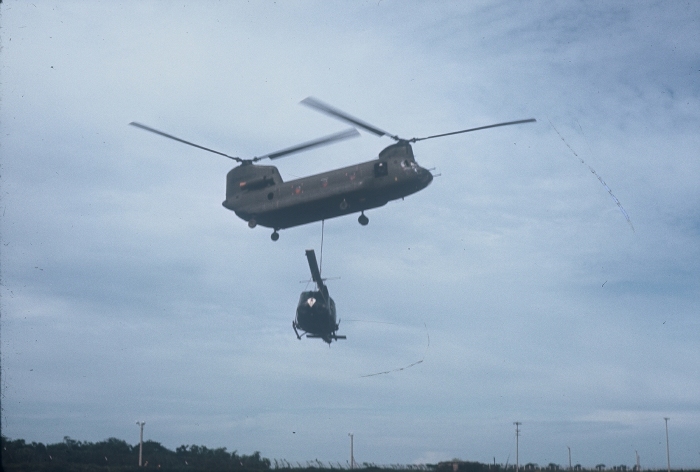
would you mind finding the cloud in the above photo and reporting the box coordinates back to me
[2,1,699,468]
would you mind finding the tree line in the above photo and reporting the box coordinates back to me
[1,435,271,471]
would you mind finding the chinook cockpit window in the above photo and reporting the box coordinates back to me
[401,159,419,171]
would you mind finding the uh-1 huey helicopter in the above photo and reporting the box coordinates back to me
[130,97,535,241]
[293,249,345,345]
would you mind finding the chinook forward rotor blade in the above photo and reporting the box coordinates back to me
[260,128,360,160]
[301,97,398,140]
[305,249,324,288]
[129,122,242,161]
[410,118,536,142]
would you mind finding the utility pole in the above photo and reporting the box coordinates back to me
[348,433,354,469]
[136,421,146,467]
[514,422,521,472]
[567,446,571,470]
[664,418,670,472]
[635,450,640,472]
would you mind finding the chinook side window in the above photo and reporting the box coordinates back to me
[374,161,388,177]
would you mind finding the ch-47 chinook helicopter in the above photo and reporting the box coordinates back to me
[293,249,345,345]
[131,97,535,240]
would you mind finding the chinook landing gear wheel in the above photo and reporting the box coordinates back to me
[271,230,280,241]
[248,219,257,229]
[358,212,369,226]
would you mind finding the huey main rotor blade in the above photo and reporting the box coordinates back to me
[129,122,242,161]
[300,97,397,140]
[410,118,537,142]
[260,128,360,161]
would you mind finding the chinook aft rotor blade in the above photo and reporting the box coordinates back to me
[129,122,242,161]
[305,249,324,287]
[301,97,398,140]
[410,118,536,142]
[260,128,360,160]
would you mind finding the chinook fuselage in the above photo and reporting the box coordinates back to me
[222,141,433,232]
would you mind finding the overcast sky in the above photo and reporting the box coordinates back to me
[1,1,699,468]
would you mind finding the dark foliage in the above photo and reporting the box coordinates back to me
[2,435,271,472]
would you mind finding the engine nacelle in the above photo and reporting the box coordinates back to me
[225,164,283,199]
